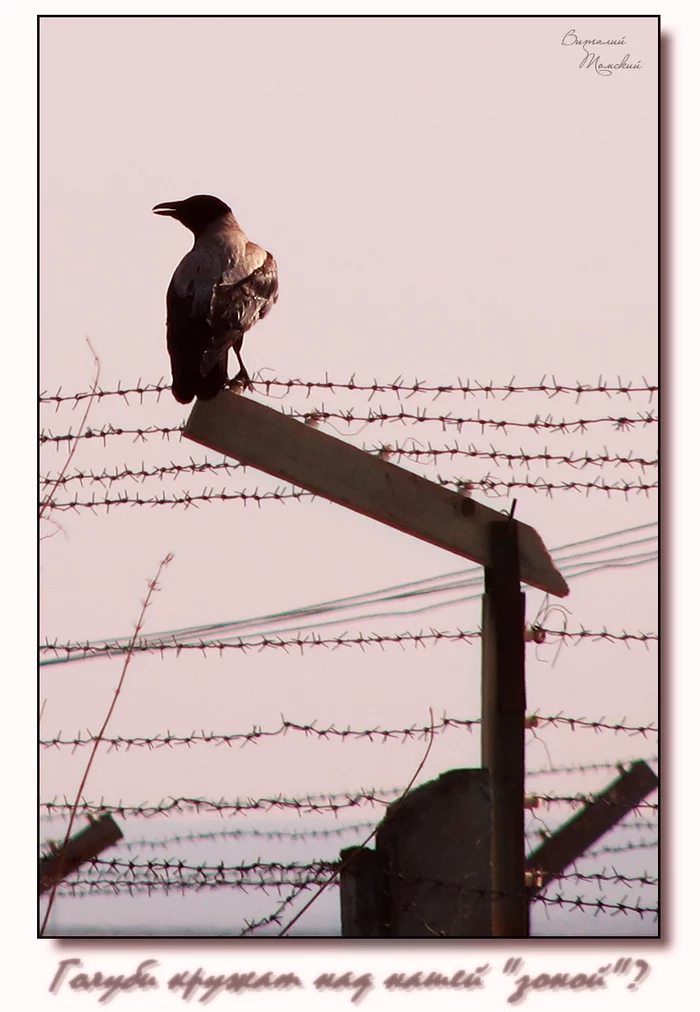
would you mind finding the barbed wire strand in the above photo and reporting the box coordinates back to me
[38,717,659,752]
[85,813,655,853]
[38,714,658,757]
[40,409,659,449]
[40,448,659,490]
[54,857,658,891]
[41,475,659,513]
[39,790,658,821]
[40,627,659,664]
[40,374,659,408]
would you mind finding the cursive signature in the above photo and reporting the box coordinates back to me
[561,29,642,77]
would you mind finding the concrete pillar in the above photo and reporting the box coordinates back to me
[340,769,491,937]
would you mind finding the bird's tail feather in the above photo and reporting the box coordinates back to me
[196,359,228,401]
[171,358,227,404]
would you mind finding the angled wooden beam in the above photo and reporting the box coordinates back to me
[39,814,123,894]
[526,760,658,893]
[184,391,568,597]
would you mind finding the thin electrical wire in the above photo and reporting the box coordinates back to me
[40,523,657,666]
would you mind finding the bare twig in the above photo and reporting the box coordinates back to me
[39,553,173,935]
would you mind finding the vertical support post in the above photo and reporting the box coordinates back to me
[481,519,528,936]
[339,846,384,937]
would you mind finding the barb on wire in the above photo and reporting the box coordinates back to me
[533,893,657,919]
[40,374,659,407]
[40,410,659,448]
[63,857,658,892]
[39,716,478,751]
[55,881,657,925]
[41,459,249,488]
[526,818,658,839]
[40,448,659,490]
[545,870,657,888]
[111,822,379,851]
[81,857,339,877]
[41,487,311,512]
[40,626,659,662]
[56,878,335,894]
[434,475,658,498]
[525,757,658,777]
[239,884,311,936]
[39,717,659,753]
[371,442,660,465]
[41,477,659,512]
[38,711,658,757]
[40,788,402,820]
[528,793,658,811]
[40,423,185,447]
[582,839,659,859]
[394,883,657,924]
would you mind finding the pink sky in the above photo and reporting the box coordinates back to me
[39,14,657,947]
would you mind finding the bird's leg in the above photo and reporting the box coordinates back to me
[226,339,251,389]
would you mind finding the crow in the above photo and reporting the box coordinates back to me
[153,194,278,403]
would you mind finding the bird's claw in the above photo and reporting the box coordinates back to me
[225,369,251,392]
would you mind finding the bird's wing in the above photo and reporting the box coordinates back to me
[165,279,214,404]
[166,245,278,399]
[211,251,279,335]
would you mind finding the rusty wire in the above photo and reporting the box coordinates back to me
[39,447,659,490]
[51,856,657,891]
[40,374,659,408]
[39,789,658,820]
[40,627,659,663]
[104,813,656,852]
[41,475,659,513]
[38,713,658,754]
[112,823,379,850]
[39,409,659,449]
[582,839,658,859]
[53,879,658,922]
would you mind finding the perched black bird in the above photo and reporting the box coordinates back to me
[153,194,278,403]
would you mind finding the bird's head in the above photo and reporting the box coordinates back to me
[152,194,233,236]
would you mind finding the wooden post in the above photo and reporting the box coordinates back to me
[526,760,659,893]
[339,847,385,937]
[481,520,528,936]
[40,814,123,894]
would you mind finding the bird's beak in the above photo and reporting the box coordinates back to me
[152,201,180,217]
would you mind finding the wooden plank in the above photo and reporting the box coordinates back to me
[526,761,659,893]
[40,814,123,894]
[184,391,569,597]
[481,522,528,937]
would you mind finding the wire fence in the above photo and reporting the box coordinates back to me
[40,373,658,935]
[89,812,656,852]
[39,627,659,663]
[41,476,658,513]
[40,375,659,408]
[39,791,658,820]
[39,410,659,450]
[38,715,659,752]
[40,449,659,489]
